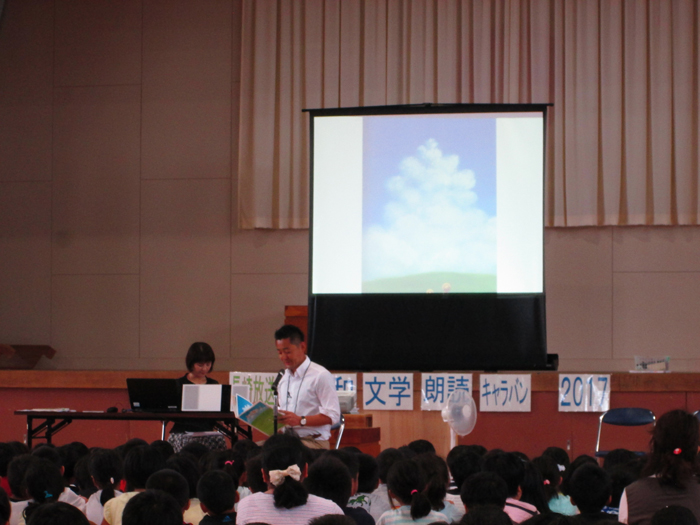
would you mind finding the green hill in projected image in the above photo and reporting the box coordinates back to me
[362,272,496,293]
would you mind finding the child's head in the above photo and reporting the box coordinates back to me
[324,450,359,495]
[25,458,65,503]
[89,449,123,506]
[124,445,166,491]
[165,454,200,502]
[459,505,512,525]
[413,453,450,511]
[7,454,36,500]
[197,470,237,516]
[386,459,431,520]
[447,446,483,490]
[0,487,10,525]
[122,490,184,525]
[482,452,524,498]
[305,455,352,508]
[25,502,89,525]
[245,454,266,494]
[145,469,190,511]
[262,433,308,510]
[376,448,404,484]
[407,440,436,456]
[651,505,699,525]
[460,472,508,510]
[568,463,611,514]
[356,453,379,493]
[532,455,560,503]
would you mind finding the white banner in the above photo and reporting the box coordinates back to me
[421,373,473,411]
[479,374,531,412]
[363,373,414,411]
[229,371,278,407]
[334,373,357,391]
[558,374,611,412]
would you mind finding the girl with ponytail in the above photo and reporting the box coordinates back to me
[377,459,448,525]
[22,459,66,524]
[620,409,700,525]
[86,450,123,525]
[236,433,343,524]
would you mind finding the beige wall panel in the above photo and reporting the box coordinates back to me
[0,182,52,344]
[51,275,139,365]
[559,358,700,373]
[54,0,142,87]
[140,179,231,359]
[52,86,141,275]
[141,0,232,180]
[231,229,309,274]
[613,272,700,361]
[544,227,613,361]
[231,273,308,360]
[613,226,700,272]
[0,0,53,182]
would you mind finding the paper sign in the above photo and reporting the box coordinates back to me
[334,373,358,391]
[479,374,531,412]
[421,373,473,411]
[558,374,610,412]
[229,372,278,406]
[363,373,414,410]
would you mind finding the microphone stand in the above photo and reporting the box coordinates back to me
[271,369,284,435]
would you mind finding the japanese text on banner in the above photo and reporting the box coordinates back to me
[334,373,357,392]
[363,373,414,411]
[479,374,531,412]
[558,374,610,412]
[421,373,473,411]
[229,372,278,406]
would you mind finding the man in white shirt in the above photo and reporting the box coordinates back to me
[275,325,341,449]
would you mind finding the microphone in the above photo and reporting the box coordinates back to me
[271,369,285,392]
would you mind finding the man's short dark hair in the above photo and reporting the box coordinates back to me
[145,469,190,509]
[568,463,611,514]
[482,452,524,497]
[461,472,508,509]
[197,470,236,516]
[275,325,304,344]
[304,455,352,508]
[186,342,215,371]
[122,490,184,525]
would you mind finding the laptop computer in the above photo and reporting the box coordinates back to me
[127,378,182,412]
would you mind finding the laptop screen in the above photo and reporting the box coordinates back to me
[127,378,181,412]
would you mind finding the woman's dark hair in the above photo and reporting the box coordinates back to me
[262,434,308,509]
[123,445,166,491]
[23,459,66,521]
[644,409,700,489]
[245,454,267,493]
[414,453,450,512]
[386,459,432,520]
[532,455,561,503]
[186,342,215,371]
[89,449,123,506]
[166,454,201,500]
[0,487,10,525]
[25,501,90,525]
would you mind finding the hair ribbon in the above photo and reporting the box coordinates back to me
[44,491,52,499]
[225,460,234,465]
[410,489,418,495]
[269,464,302,487]
[674,448,682,455]
[543,479,551,485]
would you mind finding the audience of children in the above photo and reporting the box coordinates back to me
[5,407,700,525]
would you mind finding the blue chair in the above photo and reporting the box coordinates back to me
[595,407,655,458]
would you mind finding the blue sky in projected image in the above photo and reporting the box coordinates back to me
[363,116,496,226]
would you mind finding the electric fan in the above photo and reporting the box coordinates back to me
[441,389,478,449]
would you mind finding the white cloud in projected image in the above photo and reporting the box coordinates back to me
[363,139,496,282]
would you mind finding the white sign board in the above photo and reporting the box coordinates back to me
[558,374,611,412]
[479,374,531,412]
[229,372,278,407]
[421,373,473,411]
[334,373,358,391]
[363,373,414,411]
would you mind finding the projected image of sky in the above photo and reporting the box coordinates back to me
[362,115,497,293]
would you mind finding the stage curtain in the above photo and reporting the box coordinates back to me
[237,0,699,229]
